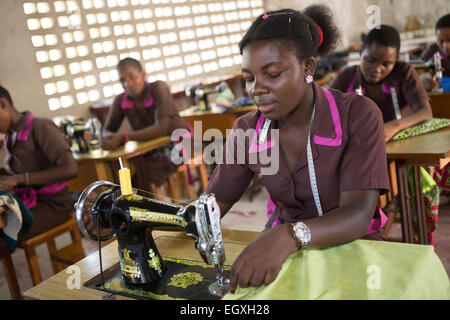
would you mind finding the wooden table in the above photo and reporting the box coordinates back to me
[385,127,450,244]
[68,136,171,192]
[429,92,450,119]
[180,104,256,140]
[23,229,258,300]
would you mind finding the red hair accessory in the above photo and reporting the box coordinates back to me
[316,24,323,46]
[262,13,268,20]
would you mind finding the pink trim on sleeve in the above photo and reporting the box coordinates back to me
[366,205,388,234]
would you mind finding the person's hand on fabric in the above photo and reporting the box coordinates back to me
[229,223,298,293]
[101,133,124,150]
[0,175,23,191]
[384,122,400,142]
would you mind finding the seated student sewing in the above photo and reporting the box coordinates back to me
[421,13,450,207]
[204,6,389,292]
[331,25,443,245]
[0,85,78,259]
[330,25,433,142]
[421,13,450,77]
[101,57,191,187]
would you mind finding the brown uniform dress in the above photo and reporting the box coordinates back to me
[330,62,430,122]
[421,42,450,77]
[206,83,389,236]
[104,80,190,187]
[0,111,74,258]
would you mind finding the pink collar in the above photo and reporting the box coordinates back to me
[249,85,342,154]
[2,112,35,149]
[346,69,398,95]
[121,81,154,109]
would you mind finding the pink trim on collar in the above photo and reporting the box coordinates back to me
[17,113,35,141]
[346,73,367,95]
[381,80,398,95]
[121,82,154,109]
[2,113,35,148]
[347,72,398,96]
[346,73,357,93]
[248,113,275,154]
[313,88,342,147]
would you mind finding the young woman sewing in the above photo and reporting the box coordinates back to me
[205,6,390,292]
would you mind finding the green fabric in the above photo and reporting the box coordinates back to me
[223,240,450,300]
[392,118,450,141]
[0,191,35,252]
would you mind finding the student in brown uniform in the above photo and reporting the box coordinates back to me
[204,7,389,292]
[421,14,450,77]
[101,57,191,188]
[331,25,442,245]
[330,25,433,142]
[0,85,78,259]
[421,14,450,207]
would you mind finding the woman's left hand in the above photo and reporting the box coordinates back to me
[229,223,298,293]
[384,122,400,142]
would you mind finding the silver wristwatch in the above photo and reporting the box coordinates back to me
[290,222,311,249]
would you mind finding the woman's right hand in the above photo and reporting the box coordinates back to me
[0,175,24,191]
[101,133,124,150]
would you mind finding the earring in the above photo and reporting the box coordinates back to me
[305,75,314,84]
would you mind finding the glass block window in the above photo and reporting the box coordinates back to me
[23,0,264,111]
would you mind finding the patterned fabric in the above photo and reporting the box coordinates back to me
[392,118,450,141]
[428,165,450,190]
[407,167,440,245]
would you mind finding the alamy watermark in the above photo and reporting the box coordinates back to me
[366,5,381,30]
[170,121,280,176]
[366,264,381,290]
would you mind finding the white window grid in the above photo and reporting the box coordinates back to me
[23,0,264,112]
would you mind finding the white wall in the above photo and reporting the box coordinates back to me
[0,1,61,118]
[1,0,449,120]
[265,0,450,49]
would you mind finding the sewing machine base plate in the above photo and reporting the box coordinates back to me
[85,257,231,300]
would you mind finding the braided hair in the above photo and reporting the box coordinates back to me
[239,5,341,61]
[0,85,13,106]
[436,14,450,30]
[362,24,401,54]
[117,57,143,72]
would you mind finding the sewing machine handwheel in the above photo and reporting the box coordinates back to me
[75,180,118,242]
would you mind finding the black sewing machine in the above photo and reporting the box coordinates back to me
[61,118,101,154]
[185,82,230,111]
[75,180,230,300]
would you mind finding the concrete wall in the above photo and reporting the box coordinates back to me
[265,0,450,49]
[1,0,449,120]
[0,1,56,118]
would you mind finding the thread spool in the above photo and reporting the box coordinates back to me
[118,157,132,195]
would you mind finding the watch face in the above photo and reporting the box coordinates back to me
[293,222,311,246]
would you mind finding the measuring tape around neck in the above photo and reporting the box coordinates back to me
[307,105,323,216]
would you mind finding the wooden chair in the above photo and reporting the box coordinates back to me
[16,215,81,286]
[381,160,401,238]
[49,241,86,273]
[153,157,209,203]
[1,206,23,299]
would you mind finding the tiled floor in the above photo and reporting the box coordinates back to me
[0,187,449,299]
